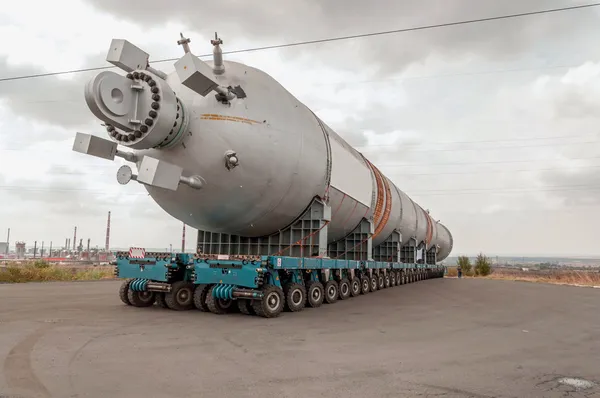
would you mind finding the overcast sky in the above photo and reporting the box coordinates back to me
[1,0,600,258]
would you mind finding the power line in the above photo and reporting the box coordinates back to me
[1,183,600,196]
[410,182,599,193]
[2,137,597,153]
[394,164,600,177]
[360,140,600,153]
[378,155,600,168]
[2,155,599,172]
[354,133,599,148]
[412,186,600,197]
[1,131,597,154]
[1,2,598,83]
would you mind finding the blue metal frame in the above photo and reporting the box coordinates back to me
[114,253,445,290]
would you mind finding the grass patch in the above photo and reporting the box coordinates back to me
[483,268,600,287]
[444,265,600,286]
[0,260,115,283]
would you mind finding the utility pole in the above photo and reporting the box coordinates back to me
[105,211,111,252]
[182,223,186,253]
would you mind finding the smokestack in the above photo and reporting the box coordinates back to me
[73,227,77,251]
[87,238,90,253]
[6,228,9,254]
[41,241,44,258]
[105,211,111,251]
[34,241,37,258]
[65,238,68,250]
[49,241,52,257]
[182,223,186,253]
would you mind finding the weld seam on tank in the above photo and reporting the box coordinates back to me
[156,98,189,149]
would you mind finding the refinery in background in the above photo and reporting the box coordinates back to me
[0,212,116,264]
[0,211,193,264]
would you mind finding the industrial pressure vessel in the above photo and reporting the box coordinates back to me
[82,38,453,261]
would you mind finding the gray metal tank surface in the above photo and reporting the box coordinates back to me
[79,36,453,261]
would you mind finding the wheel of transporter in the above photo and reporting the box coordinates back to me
[377,274,385,289]
[390,272,397,287]
[193,284,211,312]
[324,280,339,304]
[119,279,132,305]
[338,278,351,300]
[155,292,169,308]
[396,271,402,285]
[284,282,307,312]
[252,285,285,318]
[127,289,156,307]
[384,274,391,288]
[360,276,370,294]
[206,285,235,314]
[237,299,256,315]
[164,281,195,311]
[306,281,325,308]
[370,276,378,292]
[350,277,361,297]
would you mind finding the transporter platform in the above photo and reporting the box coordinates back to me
[116,251,444,318]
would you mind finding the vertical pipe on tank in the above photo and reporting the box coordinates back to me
[211,33,225,75]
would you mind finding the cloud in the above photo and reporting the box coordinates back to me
[82,0,600,75]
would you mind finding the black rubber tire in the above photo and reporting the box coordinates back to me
[324,280,339,304]
[127,289,155,307]
[284,282,306,312]
[193,284,211,312]
[360,276,370,294]
[119,279,132,305]
[377,274,385,289]
[370,276,378,292]
[164,281,195,311]
[252,285,285,318]
[306,281,324,308]
[384,274,391,288]
[338,278,351,300]
[206,286,235,314]
[350,277,361,297]
[155,292,168,308]
[237,299,256,315]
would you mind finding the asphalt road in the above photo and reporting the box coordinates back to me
[0,278,599,398]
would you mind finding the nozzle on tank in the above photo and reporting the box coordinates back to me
[211,32,225,75]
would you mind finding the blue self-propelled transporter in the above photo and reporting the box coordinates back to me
[115,251,445,318]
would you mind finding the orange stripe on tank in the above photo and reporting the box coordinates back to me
[364,159,391,239]
[200,114,261,125]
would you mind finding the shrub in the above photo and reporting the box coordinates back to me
[457,256,472,275]
[474,253,492,276]
[0,262,114,283]
[32,260,50,269]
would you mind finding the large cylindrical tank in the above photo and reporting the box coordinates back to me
[84,44,453,261]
